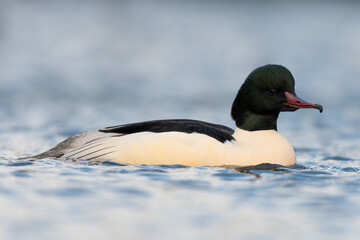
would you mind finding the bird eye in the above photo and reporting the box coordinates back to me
[268,88,276,95]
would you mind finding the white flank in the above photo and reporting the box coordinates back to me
[62,128,296,167]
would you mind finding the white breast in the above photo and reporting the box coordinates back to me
[228,128,296,166]
[62,128,296,167]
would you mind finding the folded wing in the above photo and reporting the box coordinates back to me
[25,119,234,160]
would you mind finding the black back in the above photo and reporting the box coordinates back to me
[99,119,235,143]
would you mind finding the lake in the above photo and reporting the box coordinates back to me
[0,1,359,239]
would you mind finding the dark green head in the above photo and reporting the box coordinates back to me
[231,64,323,131]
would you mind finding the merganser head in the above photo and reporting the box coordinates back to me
[231,64,323,131]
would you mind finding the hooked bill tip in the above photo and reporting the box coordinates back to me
[315,104,323,113]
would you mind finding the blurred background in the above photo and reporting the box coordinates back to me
[0,0,360,239]
[1,0,359,133]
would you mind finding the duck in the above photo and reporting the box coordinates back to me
[25,64,323,167]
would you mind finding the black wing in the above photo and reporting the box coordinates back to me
[99,119,235,143]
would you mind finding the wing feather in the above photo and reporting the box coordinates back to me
[100,119,234,143]
[24,119,235,161]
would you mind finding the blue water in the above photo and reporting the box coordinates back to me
[1,1,360,239]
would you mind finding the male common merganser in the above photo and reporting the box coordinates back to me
[26,64,323,167]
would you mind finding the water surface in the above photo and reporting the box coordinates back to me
[1,1,360,239]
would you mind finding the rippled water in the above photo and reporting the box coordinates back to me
[1,1,360,239]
